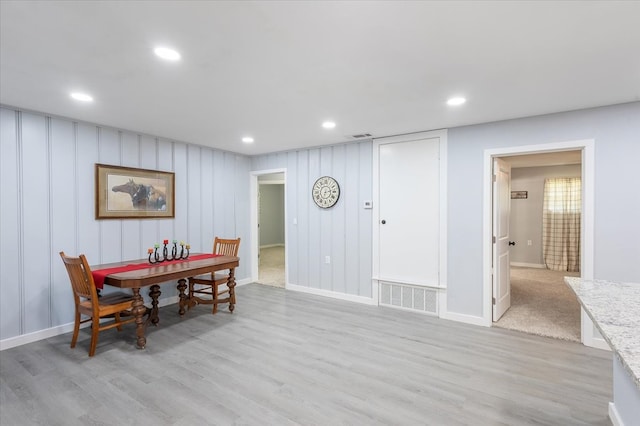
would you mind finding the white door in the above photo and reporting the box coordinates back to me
[493,157,511,320]
[378,137,439,286]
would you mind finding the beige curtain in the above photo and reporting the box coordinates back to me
[542,178,581,272]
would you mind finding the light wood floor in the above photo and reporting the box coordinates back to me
[1,284,612,425]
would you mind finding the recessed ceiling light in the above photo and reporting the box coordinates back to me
[154,47,181,61]
[242,137,254,143]
[322,121,336,129]
[446,97,466,106]
[70,92,93,102]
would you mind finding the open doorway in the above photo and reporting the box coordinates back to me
[251,170,286,288]
[483,139,607,349]
[493,151,582,341]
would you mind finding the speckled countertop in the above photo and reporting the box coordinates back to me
[565,277,640,390]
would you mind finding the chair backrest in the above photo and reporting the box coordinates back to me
[59,251,100,303]
[213,237,241,257]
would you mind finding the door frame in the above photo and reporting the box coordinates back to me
[250,168,287,286]
[483,139,607,349]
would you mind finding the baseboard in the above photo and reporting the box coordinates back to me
[0,278,257,352]
[259,243,284,249]
[440,310,490,327]
[286,283,376,306]
[235,277,252,286]
[510,262,546,269]
[609,402,623,426]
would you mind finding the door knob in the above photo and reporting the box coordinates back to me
[381,220,386,224]
[508,241,516,246]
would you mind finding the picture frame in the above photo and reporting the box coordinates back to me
[511,190,528,199]
[95,164,175,219]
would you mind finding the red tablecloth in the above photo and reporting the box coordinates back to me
[91,254,219,289]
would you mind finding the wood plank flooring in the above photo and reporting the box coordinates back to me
[0,284,612,425]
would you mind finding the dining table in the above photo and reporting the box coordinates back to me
[90,254,240,349]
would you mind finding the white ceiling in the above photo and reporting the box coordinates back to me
[502,150,581,168]
[1,1,639,156]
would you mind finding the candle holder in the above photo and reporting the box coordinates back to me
[148,240,190,264]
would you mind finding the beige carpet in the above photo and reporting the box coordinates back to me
[493,267,581,342]
[258,246,285,288]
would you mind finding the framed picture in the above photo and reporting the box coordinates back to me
[511,190,528,199]
[95,164,175,219]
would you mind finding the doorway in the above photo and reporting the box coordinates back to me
[483,139,608,349]
[250,170,287,288]
[493,151,582,341]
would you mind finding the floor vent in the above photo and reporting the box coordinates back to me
[379,281,438,315]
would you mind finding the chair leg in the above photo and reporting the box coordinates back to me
[212,283,219,314]
[70,308,81,349]
[89,317,100,357]
[115,312,122,331]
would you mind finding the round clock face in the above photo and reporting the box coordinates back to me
[312,176,340,208]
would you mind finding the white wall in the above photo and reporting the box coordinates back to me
[447,102,640,318]
[510,164,581,266]
[251,142,373,297]
[0,106,251,341]
[259,184,285,246]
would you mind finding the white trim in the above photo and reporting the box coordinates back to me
[1,294,180,351]
[287,283,377,305]
[259,243,285,249]
[440,310,487,327]
[510,262,546,269]
[250,168,288,285]
[581,308,611,350]
[0,276,253,351]
[483,139,596,334]
[372,129,448,316]
[608,402,623,426]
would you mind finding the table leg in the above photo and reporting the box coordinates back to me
[228,268,236,313]
[149,284,161,326]
[131,288,147,349]
[177,278,188,316]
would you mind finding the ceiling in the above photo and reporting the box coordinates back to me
[502,150,581,168]
[1,1,639,156]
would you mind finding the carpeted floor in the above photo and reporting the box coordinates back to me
[258,246,285,288]
[493,266,581,342]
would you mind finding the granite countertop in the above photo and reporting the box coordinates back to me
[565,277,640,390]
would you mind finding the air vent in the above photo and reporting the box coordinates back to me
[379,281,438,316]
[348,133,372,139]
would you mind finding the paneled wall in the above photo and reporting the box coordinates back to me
[251,142,373,297]
[0,106,251,341]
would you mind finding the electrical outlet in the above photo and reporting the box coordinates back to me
[325,256,331,264]
[527,240,532,246]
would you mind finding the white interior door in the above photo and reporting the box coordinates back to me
[378,137,439,286]
[493,157,511,321]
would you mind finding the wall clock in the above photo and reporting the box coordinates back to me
[312,176,340,209]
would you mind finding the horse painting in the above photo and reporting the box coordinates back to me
[112,179,167,211]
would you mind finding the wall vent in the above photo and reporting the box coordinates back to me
[379,281,438,315]
[348,133,372,139]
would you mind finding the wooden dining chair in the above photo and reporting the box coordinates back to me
[59,251,137,357]
[188,237,241,314]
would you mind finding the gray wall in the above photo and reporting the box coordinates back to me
[3,101,639,341]
[0,106,251,341]
[510,164,581,266]
[251,142,373,297]
[259,184,285,247]
[448,102,640,317]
